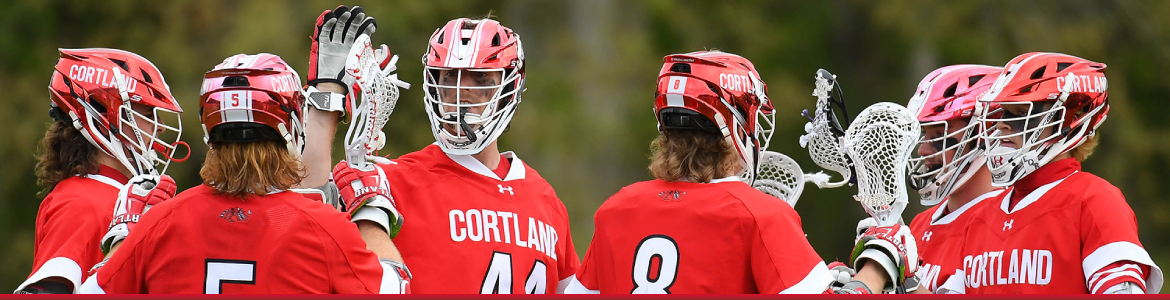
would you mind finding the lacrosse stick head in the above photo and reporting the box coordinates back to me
[752,150,806,207]
[803,69,853,187]
[653,51,774,184]
[844,102,920,226]
[343,34,408,167]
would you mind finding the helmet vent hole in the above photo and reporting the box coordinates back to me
[110,59,130,71]
[88,96,107,114]
[943,83,958,98]
[968,75,986,86]
[1029,66,1046,80]
[491,33,501,46]
[140,70,153,84]
[669,63,691,73]
[1056,62,1072,72]
[437,31,445,44]
[223,76,250,87]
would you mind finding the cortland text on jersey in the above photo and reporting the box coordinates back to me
[963,249,1054,289]
[449,208,560,261]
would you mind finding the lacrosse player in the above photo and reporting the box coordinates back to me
[79,53,409,294]
[302,14,580,293]
[566,51,900,294]
[903,65,1006,292]
[17,49,187,294]
[937,52,1162,294]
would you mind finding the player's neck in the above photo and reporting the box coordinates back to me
[945,167,994,213]
[472,141,503,170]
[97,152,133,178]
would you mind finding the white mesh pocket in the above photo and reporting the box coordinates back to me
[843,102,919,226]
[752,151,806,207]
[344,34,410,167]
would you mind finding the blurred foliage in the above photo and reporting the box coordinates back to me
[1,0,1168,291]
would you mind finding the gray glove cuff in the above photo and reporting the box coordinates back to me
[305,86,347,117]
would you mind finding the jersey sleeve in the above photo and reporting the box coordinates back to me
[1078,184,1162,293]
[320,213,405,294]
[554,206,582,293]
[565,231,601,294]
[746,203,832,294]
[19,195,106,292]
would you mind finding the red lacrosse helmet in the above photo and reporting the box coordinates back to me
[977,52,1109,186]
[905,64,1002,206]
[421,18,525,155]
[199,53,307,156]
[48,48,186,176]
[654,51,776,184]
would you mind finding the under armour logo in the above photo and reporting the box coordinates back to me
[992,156,1004,166]
[922,231,933,242]
[1003,219,1014,231]
[498,184,514,195]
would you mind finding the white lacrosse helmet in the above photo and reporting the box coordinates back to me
[421,18,525,155]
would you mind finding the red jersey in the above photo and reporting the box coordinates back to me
[380,145,579,294]
[18,165,127,292]
[940,159,1162,294]
[908,189,1001,292]
[81,185,399,294]
[570,177,832,294]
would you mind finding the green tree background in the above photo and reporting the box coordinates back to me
[1,0,1168,291]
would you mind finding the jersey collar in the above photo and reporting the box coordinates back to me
[931,189,1003,225]
[709,176,742,183]
[445,149,527,182]
[999,171,1078,214]
[84,165,130,188]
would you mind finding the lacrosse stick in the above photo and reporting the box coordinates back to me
[799,69,853,188]
[752,150,831,207]
[343,34,411,170]
[842,102,920,227]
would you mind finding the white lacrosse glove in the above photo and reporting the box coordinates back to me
[101,175,177,254]
[307,5,376,116]
[850,223,919,293]
[828,261,875,294]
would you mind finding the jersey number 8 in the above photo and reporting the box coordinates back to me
[632,235,679,294]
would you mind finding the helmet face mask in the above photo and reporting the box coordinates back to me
[908,118,983,205]
[422,67,520,153]
[50,48,186,177]
[422,18,525,156]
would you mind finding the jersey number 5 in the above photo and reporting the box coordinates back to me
[481,251,548,294]
[204,259,256,294]
[632,235,679,294]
